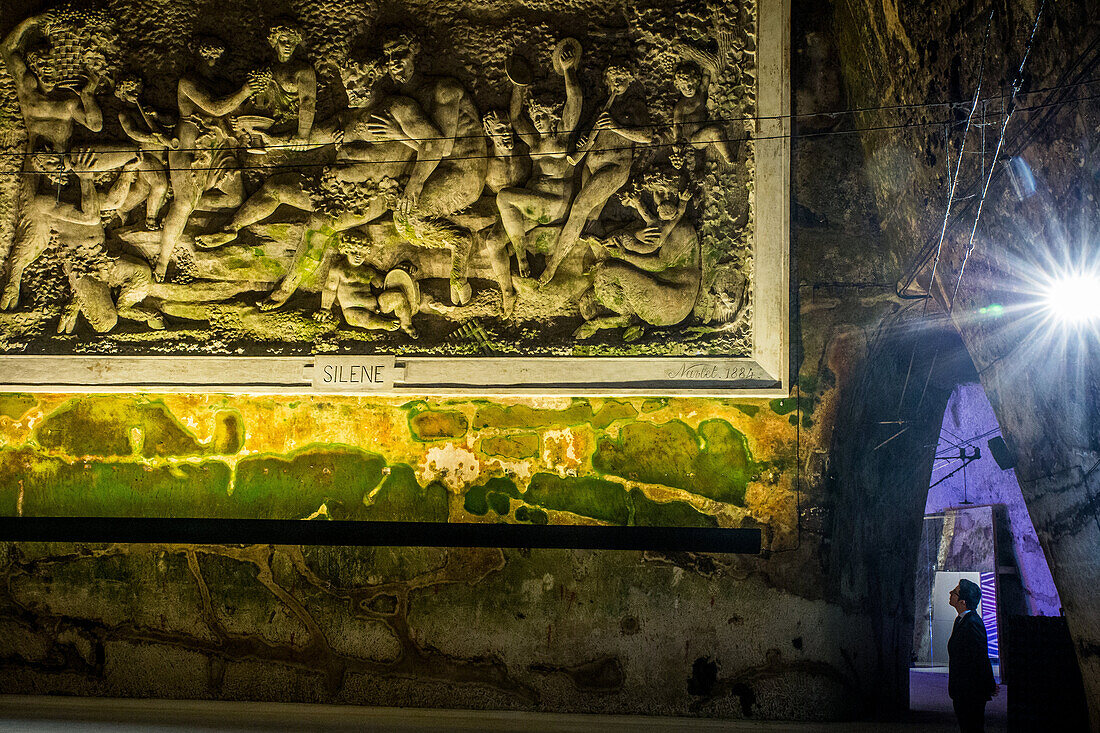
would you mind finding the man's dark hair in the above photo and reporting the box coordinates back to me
[958,578,981,610]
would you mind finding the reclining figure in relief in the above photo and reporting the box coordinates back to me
[575,170,701,340]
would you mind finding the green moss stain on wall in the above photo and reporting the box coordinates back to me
[591,401,639,429]
[0,447,231,517]
[480,432,539,459]
[233,446,386,520]
[464,476,522,516]
[593,419,755,505]
[463,473,715,527]
[34,397,225,458]
[513,505,549,524]
[366,463,449,523]
[732,403,760,418]
[472,399,637,430]
[406,401,469,441]
[0,394,36,420]
[525,474,632,524]
[0,394,796,532]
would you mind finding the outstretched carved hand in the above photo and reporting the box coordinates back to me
[396,182,421,216]
[67,149,98,178]
[600,238,622,258]
[154,259,168,283]
[367,114,405,142]
[185,114,219,139]
[638,225,662,245]
[558,44,576,67]
[312,308,335,323]
[618,188,641,210]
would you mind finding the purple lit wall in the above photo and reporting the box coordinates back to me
[925,384,1061,616]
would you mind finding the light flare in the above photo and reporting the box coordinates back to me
[1041,271,1100,325]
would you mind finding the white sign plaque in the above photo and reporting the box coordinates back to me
[312,356,397,391]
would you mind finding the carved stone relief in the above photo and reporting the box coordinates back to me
[0,1,757,358]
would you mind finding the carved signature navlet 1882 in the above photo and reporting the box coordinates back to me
[0,0,787,393]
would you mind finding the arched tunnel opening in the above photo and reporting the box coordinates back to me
[825,306,1090,726]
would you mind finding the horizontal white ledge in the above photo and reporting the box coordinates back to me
[0,355,784,396]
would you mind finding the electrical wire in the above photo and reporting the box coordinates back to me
[3,90,1100,178]
[947,0,1047,313]
[895,8,996,420]
[1,71,1099,161]
[897,10,1096,299]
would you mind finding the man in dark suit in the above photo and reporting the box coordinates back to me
[948,578,999,732]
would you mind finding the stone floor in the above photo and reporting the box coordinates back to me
[0,670,1007,732]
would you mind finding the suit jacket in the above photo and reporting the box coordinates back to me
[948,610,996,702]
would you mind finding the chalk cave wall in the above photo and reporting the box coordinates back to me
[0,0,1095,723]
[830,0,1100,723]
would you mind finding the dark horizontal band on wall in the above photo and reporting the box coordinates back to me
[0,517,761,554]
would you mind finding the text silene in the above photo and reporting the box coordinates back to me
[322,364,385,384]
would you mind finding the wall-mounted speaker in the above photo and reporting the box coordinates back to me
[987,436,1017,470]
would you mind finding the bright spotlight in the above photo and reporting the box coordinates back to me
[1043,273,1100,324]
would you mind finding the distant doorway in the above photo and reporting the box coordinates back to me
[908,383,1063,726]
[912,510,1000,671]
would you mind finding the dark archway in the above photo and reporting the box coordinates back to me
[823,305,980,718]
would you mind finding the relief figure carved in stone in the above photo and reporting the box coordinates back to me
[0,2,756,357]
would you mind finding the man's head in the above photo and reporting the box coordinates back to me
[642,169,684,220]
[603,63,635,96]
[115,74,142,104]
[340,59,382,108]
[25,47,57,92]
[949,579,981,614]
[526,93,562,135]
[194,37,226,68]
[674,63,701,97]
[482,110,514,153]
[268,22,304,63]
[382,32,420,85]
